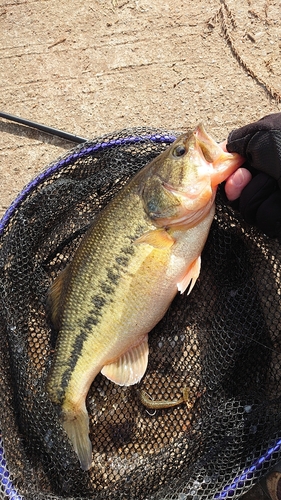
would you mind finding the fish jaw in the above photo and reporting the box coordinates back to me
[156,187,216,230]
[194,123,245,187]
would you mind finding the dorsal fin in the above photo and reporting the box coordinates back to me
[48,265,70,330]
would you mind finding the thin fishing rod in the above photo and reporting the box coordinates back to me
[0,111,87,144]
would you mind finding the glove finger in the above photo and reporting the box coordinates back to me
[239,173,278,225]
[227,113,281,157]
[227,129,281,185]
[246,130,281,186]
[256,191,281,238]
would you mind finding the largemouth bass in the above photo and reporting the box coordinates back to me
[46,124,244,470]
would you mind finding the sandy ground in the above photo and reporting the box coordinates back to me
[0,0,280,218]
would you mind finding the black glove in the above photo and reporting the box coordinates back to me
[226,113,281,238]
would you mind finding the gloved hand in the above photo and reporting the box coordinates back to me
[224,113,281,238]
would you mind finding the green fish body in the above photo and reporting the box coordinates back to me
[46,124,244,470]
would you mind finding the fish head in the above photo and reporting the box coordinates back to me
[141,124,244,228]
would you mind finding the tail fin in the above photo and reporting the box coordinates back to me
[62,405,92,471]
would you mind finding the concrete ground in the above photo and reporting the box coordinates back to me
[0,0,280,217]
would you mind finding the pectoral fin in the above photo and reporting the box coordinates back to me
[177,256,201,295]
[134,229,175,249]
[101,336,149,386]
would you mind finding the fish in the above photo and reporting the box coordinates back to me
[46,124,244,470]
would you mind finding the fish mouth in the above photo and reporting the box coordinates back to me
[194,123,220,164]
[194,123,245,186]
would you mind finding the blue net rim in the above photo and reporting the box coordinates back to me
[0,132,177,237]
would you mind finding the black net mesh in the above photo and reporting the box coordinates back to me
[0,127,281,500]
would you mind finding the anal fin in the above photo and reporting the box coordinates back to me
[101,335,149,386]
[177,256,201,295]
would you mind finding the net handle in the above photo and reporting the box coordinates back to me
[0,111,87,143]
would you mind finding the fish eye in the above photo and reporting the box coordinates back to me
[172,145,186,157]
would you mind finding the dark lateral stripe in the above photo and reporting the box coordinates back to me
[107,268,120,285]
[56,239,141,401]
[59,329,89,398]
[53,216,153,403]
